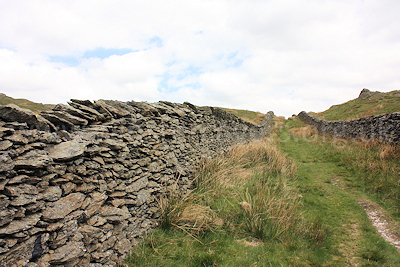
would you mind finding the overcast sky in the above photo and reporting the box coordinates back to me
[1,0,399,117]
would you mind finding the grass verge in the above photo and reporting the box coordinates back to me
[278,117,400,266]
[125,138,329,266]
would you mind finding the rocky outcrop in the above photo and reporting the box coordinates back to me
[357,88,383,100]
[298,111,400,143]
[0,100,273,266]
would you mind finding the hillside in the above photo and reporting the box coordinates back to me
[0,93,54,113]
[219,107,265,125]
[311,89,400,121]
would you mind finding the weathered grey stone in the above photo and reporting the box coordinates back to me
[75,183,96,193]
[111,198,125,207]
[102,139,127,151]
[0,179,8,191]
[0,140,13,150]
[0,104,56,131]
[0,209,15,227]
[84,192,108,218]
[39,186,62,202]
[10,194,37,206]
[94,100,130,118]
[42,193,85,221]
[136,189,151,205]
[68,101,105,121]
[47,140,87,162]
[52,103,97,122]
[25,200,45,213]
[61,182,77,195]
[115,237,131,255]
[125,177,148,193]
[4,184,38,197]
[79,225,105,244]
[0,235,38,267]
[0,214,41,235]
[52,111,89,126]
[46,241,85,264]
[0,126,14,138]
[5,132,28,145]
[0,152,14,172]
[14,150,53,169]
[40,112,76,130]
[0,195,10,210]
[100,206,130,222]
[35,131,61,144]
[91,100,113,119]
[8,175,37,185]
[87,215,107,227]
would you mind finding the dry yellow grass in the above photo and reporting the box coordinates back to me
[288,126,318,139]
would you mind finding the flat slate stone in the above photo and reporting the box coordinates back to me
[0,152,14,172]
[47,140,87,162]
[0,140,13,150]
[47,241,85,264]
[14,150,53,169]
[0,214,41,235]
[42,193,85,221]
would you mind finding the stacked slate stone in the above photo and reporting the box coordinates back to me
[298,111,400,143]
[0,100,272,267]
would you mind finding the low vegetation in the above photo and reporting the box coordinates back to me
[280,117,400,266]
[0,93,54,113]
[125,138,329,266]
[311,90,400,121]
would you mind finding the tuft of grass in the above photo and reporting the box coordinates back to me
[240,176,302,241]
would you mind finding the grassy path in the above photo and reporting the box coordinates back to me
[277,123,400,266]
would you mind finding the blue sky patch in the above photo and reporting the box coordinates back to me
[158,67,202,93]
[149,36,163,48]
[83,48,134,59]
[177,66,203,81]
[48,55,81,67]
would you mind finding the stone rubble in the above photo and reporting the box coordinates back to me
[0,99,273,266]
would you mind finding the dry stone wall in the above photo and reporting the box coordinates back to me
[298,111,400,143]
[0,100,272,267]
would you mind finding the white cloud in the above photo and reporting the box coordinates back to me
[0,0,399,117]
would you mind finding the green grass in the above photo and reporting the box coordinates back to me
[311,90,400,121]
[277,118,400,266]
[0,93,54,113]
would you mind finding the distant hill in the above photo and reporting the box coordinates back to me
[219,107,265,125]
[311,89,400,121]
[0,93,54,113]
